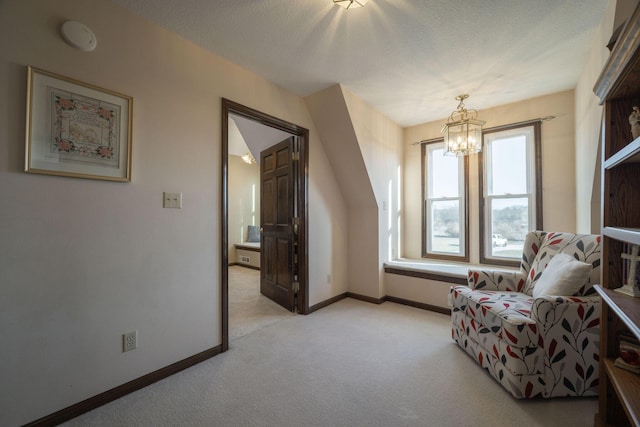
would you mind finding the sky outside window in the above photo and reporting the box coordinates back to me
[430,147,459,198]
[489,136,527,195]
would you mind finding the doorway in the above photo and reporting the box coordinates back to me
[221,99,309,351]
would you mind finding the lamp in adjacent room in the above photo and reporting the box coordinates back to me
[241,152,255,164]
[333,0,369,9]
[441,94,485,157]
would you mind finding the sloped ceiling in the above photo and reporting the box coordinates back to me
[110,0,608,127]
[306,84,377,208]
[229,113,293,165]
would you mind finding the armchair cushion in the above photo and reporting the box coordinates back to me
[451,286,536,329]
[532,253,592,298]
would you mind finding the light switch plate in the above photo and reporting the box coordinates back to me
[163,192,182,209]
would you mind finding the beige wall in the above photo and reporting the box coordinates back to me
[0,1,348,425]
[342,87,404,297]
[308,143,349,305]
[305,85,403,299]
[385,274,452,309]
[228,155,260,262]
[403,90,577,260]
[305,85,377,298]
[574,0,617,233]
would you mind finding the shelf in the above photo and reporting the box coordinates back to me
[603,227,640,246]
[605,137,640,169]
[596,286,640,342]
[603,358,640,426]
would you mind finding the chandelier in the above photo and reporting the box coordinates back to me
[333,0,369,9]
[441,94,485,157]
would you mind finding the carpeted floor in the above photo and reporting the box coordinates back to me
[228,265,294,340]
[62,298,597,427]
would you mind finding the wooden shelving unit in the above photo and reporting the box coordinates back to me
[594,4,640,426]
[602,357,640,426]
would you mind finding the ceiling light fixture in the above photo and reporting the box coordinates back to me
[333,0,369,9]
[241,152,255,164]
[441,94,485,157]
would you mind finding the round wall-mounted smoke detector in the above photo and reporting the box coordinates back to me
[61,21,97,52]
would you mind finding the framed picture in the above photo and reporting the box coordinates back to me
[25,66,132,182]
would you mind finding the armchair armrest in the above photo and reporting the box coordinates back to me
[467,269,526,292]
[530,295,601,397]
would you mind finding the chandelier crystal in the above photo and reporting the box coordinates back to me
[441,94,485,157]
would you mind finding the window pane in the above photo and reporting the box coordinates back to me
[430,200,461,254]
[490,197,528,259]
[488,135,527,195]
[423,140,467,261]
[429,147,459,198]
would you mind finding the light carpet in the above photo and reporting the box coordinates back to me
[61,298,597,427]
[228,265,294,340]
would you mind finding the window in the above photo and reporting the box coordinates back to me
[479,122,542,266]
[422,139,469,261]
[420,122,542,266]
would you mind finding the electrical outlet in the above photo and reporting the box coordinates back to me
[163,192,182,209]
[123,331,137,352]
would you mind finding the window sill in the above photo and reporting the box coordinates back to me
[384,258,518,283]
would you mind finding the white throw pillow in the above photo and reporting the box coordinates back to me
[532,253,592,298]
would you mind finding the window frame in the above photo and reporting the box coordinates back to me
[421,138,469,262]
[478,121,543,267]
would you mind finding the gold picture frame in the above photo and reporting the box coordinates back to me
[25,66,132,182]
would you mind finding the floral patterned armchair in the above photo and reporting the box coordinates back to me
[450,231,601,398]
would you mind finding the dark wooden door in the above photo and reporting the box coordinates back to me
[260,137,297,311]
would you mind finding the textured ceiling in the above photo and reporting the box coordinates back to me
[110,0,608,127]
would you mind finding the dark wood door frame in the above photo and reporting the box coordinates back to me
[221,98,309,352]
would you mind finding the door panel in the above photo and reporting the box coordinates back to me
[261,137,296,311]
[277,175,289,225]
[263,179,275,225]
